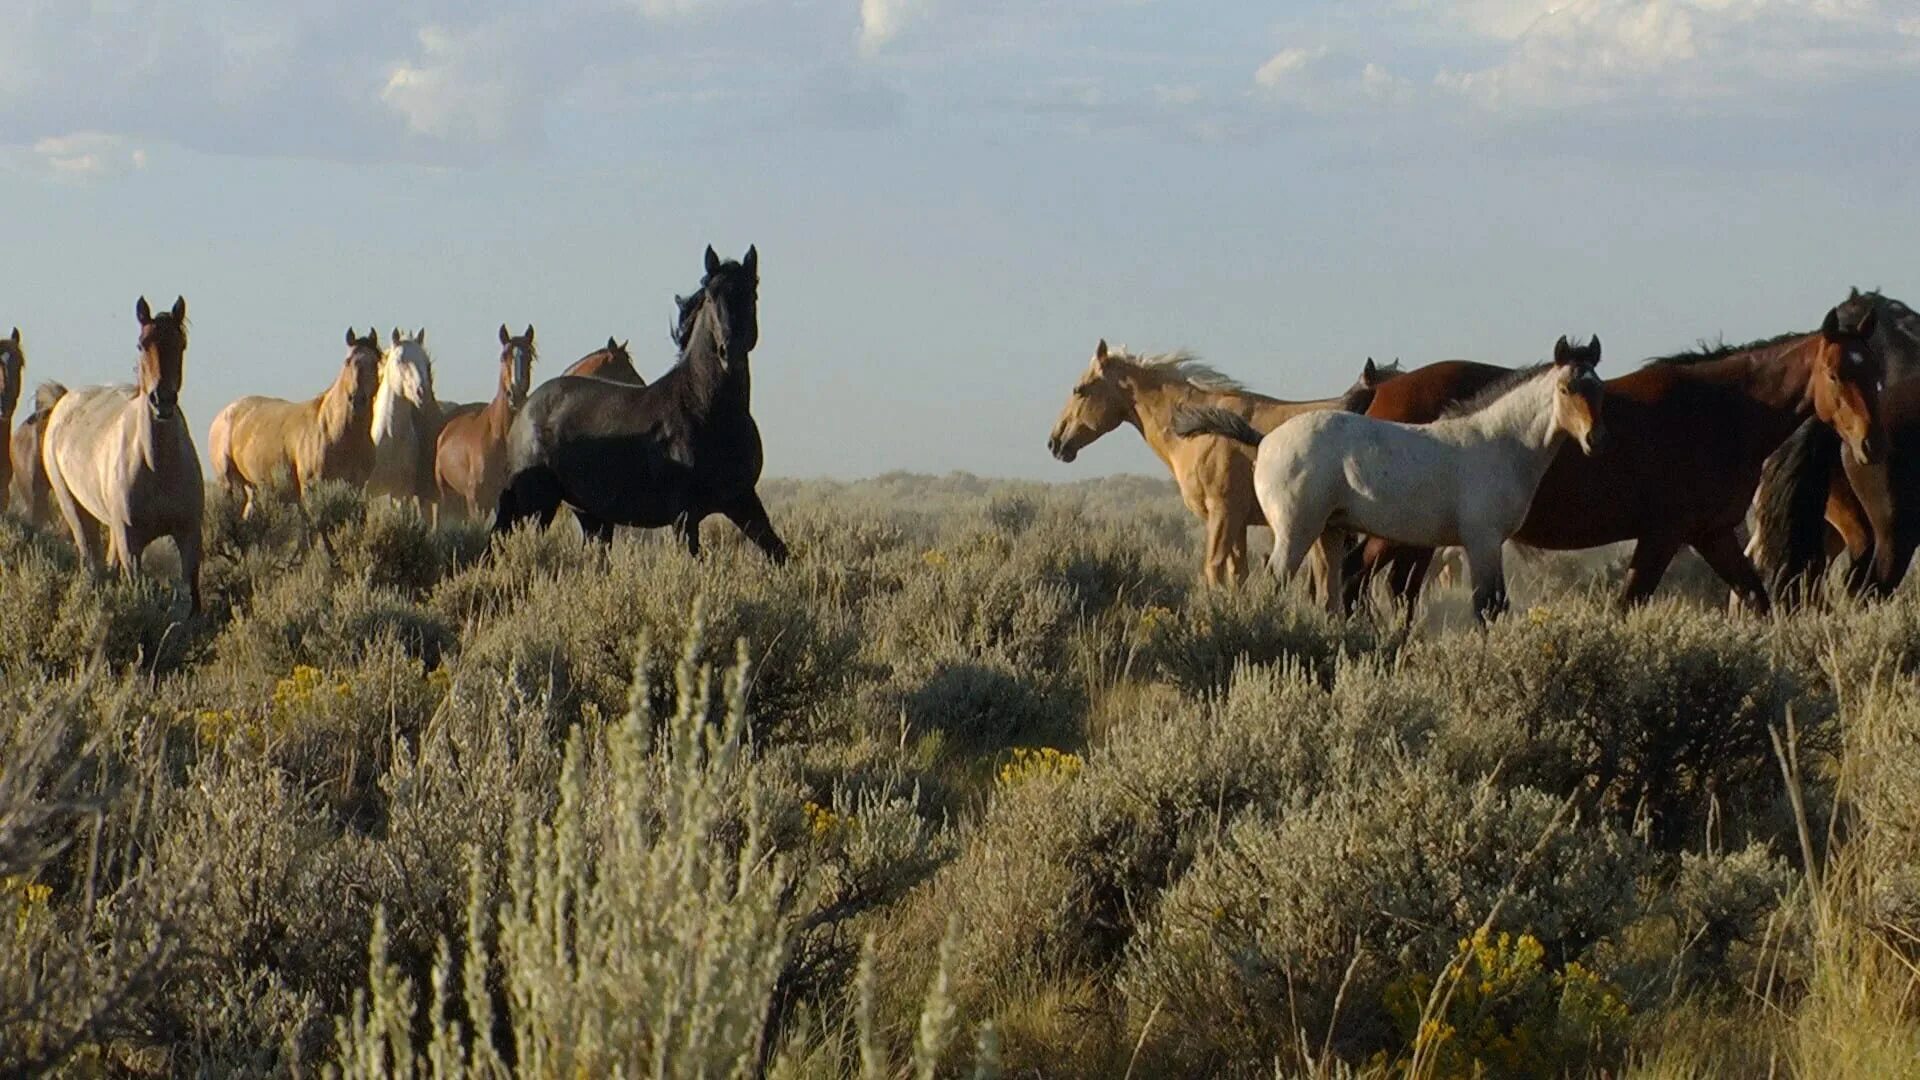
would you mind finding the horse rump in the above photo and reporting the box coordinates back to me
[1751,418,1842,600]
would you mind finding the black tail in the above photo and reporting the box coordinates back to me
[1753,418,1841,597]
[1172,405,1265,447]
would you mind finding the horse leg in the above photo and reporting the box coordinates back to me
[575,511,616,546]
[493,467,563,536]
[1202,506,1233,587]
[1462,536,1508,625]
[675,514,703,558]
[1692,528,1770,616]
[176,528,204,615]
[723,492,790,565]
[1617,535,1683,610]
[1825,475,1877,598]
[1312,528,1349,615]
[108,522,141,580]
[1846,458,1900,596]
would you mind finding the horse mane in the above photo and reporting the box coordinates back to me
[31,381,66,417]
[1645,329,1805,368]
[1104,346,1249,394]
[1438,362,1550,418]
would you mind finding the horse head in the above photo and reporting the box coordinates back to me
[1339,356,1403,412]
[694,244,759,359]
[1549,335,1606,456]
[1813,306,1886,465]
[134,296,188,422]
[1049,339,1136,463]
[0,326,22,419]
[382,327,436,406]
[341,327,383,413]
[498,323,537,406]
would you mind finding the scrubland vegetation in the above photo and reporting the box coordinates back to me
[5,472,1920,1077]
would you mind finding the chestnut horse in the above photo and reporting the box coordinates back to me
[11,381,65,527]
[368,328,442,508]
[41,297,204,611]
[0,328,22,512]
[1751,290,1920,597]
[1350,307,1886,617]
[209,328,383,514]
[1180,339,1606,623]
[1046,340,1396,585]
[436,324,535,519]
[562,337,646,385]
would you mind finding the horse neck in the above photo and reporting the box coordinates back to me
[1452,373,1567,464]
[1121,378,1198,464]
[1682,337,1822,443]
[319,366,367,440]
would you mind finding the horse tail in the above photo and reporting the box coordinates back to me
[1753,417,1841,595]
[32,381,67,418]
[1172,405,1264,447]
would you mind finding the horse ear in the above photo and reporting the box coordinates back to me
[1858,308,1878,339]
[743,245,758,275]
[705,245,721,275]
[136,297,152,325]
[171,296,186,321]
[621,339,630,352]
[1553,335,1573,365]
[1850,286,1861,300]
[417,327,427,344]
[1362,357,1379,384]
[8,327,17,346]
[392,327,404,346]
[1587,335,1601,366]
[499,324,511,346]
[524,324,535,343]
[607,336,619,351]
[1095,339,1109,361]
[1821,307,1841,340]
[346,327,357,347]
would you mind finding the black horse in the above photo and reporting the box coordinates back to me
[493,245,788,562]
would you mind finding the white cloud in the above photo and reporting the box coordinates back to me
[382,21,545,145]
[5,132,148,181]
[860,0,932,55]
[1256,46,1412,110]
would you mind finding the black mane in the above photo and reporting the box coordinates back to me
[1645,329,1805,368]
[1437,362,1546,419]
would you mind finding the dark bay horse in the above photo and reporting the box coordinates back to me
[562,338,646,385]
[1752,290,1920,597]
[0,328,22,513]
[494,245,787,561]
[1349,308,1886,616]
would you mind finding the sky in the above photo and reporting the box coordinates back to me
[2,0,1918,479]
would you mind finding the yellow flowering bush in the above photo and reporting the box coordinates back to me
[1380,929,1629,1078]
[996,747,1083,788]
[804,800,851,841]
[5,875,52,934]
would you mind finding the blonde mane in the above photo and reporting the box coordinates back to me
[1103,346,1248,393]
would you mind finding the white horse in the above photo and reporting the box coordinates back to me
[1180,337,1606,623]
[41,297,205,612]
[368,327,441,509]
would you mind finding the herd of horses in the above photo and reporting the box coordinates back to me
[0,246,780,613]
[1050,288,1919,623]
[0,263,1912,630]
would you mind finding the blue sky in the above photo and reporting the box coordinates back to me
[3,0,1918,478]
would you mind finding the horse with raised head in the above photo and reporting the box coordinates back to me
[1046,339,1395,585]
[495,245,786,558]
[11,381,66,527]
[40,297,204,611]
[436,324,536,519]
[209,328,383,514]
[0,328,22,513]
[1751,290,1920,598]
[368,327,442,508]
[563,337,646,385]
[1181,338,1606,623]
[1349,306,1886,616]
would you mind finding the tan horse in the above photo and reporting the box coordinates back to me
[208,328,383,514]
[41,297,204,611]
[435,324,535,518]
[562,337,645,385]
[11,382,66,527]
[0,328,22,513]
[1047,339,1393,585]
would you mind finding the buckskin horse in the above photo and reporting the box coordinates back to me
[208,327,383,514]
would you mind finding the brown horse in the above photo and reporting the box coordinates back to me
[10,381,65,527]
[562,337,645,385]
[1351,308,1886,616]
[41,297,204,611]
[1047,340,1394,585]
[208,328,383,514]
[1751,291,1920,597]
[436,324,535,518]
[0,328,22,513]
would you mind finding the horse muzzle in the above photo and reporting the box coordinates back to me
[147,391,179,421]
[1580,425,1608,456]
[1048,434,1076,463]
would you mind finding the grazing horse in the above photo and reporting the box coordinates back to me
[563,337,646,385]
[11,381,66,527]
[1350,307,1886,616]
[1180,339,1606,623]
[0,328,22,512]
[1046,340,1397,585]
[436,324,536,519]
[40,297,204,611]
[208,328,383,514]
[1751,290,1920,597]
[495,245,787,560]
[368,328,442,508]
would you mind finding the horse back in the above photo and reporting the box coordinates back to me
[1364,360,1511,424]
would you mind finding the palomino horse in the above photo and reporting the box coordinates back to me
[1751,290,1920,598]
[1181,339,1606,623]
[436,324,536,519]
[1046,340,1395,585]
[368,328,442,508]
[208,328,383,514]
[40,297,205,611]
[0,328,22,512]
[11,381,65,527]
[562,338,646,385]
[1350,306,1886,616]
[496,245,787,560]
